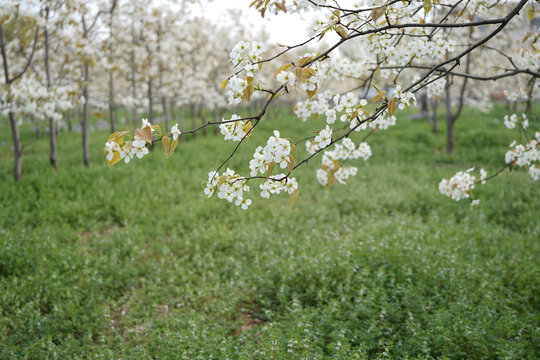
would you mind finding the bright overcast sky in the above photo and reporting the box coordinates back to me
[202,0,314,45]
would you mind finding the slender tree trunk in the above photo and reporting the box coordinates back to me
[161,96,169,129]
[131,73,137,129]
[9,112,22,180]
[524,77,536,114]
[108,73,115,132]
[445,80,455,154]
[178,105,184,142]
[44,20,57,170]
[201,108,207,136]
[82,61,90,166]
[148,78,154,150]
[420,93,428,120]
[1,23,39,180]
[445,49,470,154]
[432,100,439,133]
[148,78,154,123]
[67,111,72,133]
[33,115,40,138]
[49,117,57,169]
[108,5,116,133]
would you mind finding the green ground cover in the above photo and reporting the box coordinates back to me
[0,105,538,359]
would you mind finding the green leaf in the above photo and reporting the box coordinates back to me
[423,0,432,13]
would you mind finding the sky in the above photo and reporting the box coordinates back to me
[202,0,314,45]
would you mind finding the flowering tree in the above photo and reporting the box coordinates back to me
[1,1,40,180]
[104,0,538,209]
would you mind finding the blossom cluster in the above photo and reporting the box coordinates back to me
[260,175,298,198]
[249,130,293,176]
[505,133,540,179]
[316,138,371,186]
[274,53,326,98]
[229,41,266,76]
[225,76,247,105]
[293,90,333,122]
[438,167,486,202]
[391,85,417,110]
[306,125,332,154]
[219,114,249,141]
[426,77,447,100]
[104,119,155,165]
[503,113,529,130]
[204,168,252,210]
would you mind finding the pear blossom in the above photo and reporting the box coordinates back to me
[171,124,181,141]
[131,139,149,159]
[276,71,295,86]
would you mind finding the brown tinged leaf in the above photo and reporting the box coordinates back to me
[169,138,179,156]
[307,84,318,100]
[293,66,303,85]
[289,188,299,208]
[371,6,385,23]
[335,25,348,39]
[274,63,293,78]
[244,121,252,139]
[162,136,170,157]
[388,99,397,117]
[298,56,312,67]
[328,172,335,185]
[275,0,287,13]
[135,127,153,144]
[266,161,275,179]
[287,154,295,172]
[291,144,297,162]
[243,77,255,102]
[371,91,385,103]
[216,175,227,192]
[107,131,128,145]
[105,150,122,168]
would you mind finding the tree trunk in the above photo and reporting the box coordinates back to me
[67,111,72,133]
[82,61,90,166]
[108,71,116,132]
[44,21,57,170]
[420,93,428,120]
[445,80,454,154]
[108,5,116,133]
[9,112,22,181]
[161,96,169,129]
[33,115,40,138]
[49,116,57,170]
[148,78,154,123]
[131,59,137,129]
[524,77,536,114]
[148,78,154,150]
[178,105,184,142]
[432,100,439,133]
[201,108,207,136]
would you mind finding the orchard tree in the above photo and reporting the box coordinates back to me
[1,2,40,180]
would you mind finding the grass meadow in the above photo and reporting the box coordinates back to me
[0,105,539,359]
